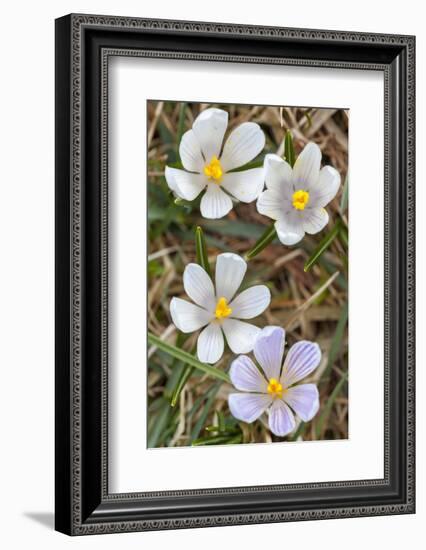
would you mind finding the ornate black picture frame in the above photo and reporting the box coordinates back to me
[55,13,415,535]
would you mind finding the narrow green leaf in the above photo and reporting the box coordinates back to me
[225,434,243,445]
[321,303,348,382]
[289,421,306,442]
[284,130,296,167]
[174,197,193,208]
[191,435,228,446]
[191,383,221,440]
[147,398,173,448]
[192,434,242,446]
[217,410,226,432]
[340,175,349,213]
[165,364,186,394]
[313,249,347,291]
[205,425,220,433]
[187,394,207,422]
[228,160,264,173]
[315,373,348,439]
[304,109,313,129]
[167,160,184,170]
[165,334,192,406]
[205,424,240,435]
[195,226,211,276]
[170,365,194,407]
[339,224,349,248]
[304,220,341,272]
[148,333,230,383]
[245,223,277,260]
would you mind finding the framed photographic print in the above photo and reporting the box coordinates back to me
[55,14,415,535]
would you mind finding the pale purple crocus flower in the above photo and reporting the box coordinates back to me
[228,326,321,437]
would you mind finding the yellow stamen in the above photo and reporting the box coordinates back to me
[215,297,232,320]
[267,378,284,399]
[292,189,310,210]
[204,156,223,183]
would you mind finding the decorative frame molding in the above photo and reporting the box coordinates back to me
[55,14,415,535]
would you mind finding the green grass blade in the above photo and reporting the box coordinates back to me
[195,226,211,276]
[147,397,173,448]
[228,160,264,172]
[174,197,193,208]
[339,224,349,249]
[148,333,230,383]
[340,175,348,213]
[289,421,306,441]
[170,365,194,407]
[284,130,295,167]
[321,302,348,382]
[315,372,348,439]
[191,383,221,440]
[205,424,240,435]
[303,108,313,129]
[304,220,341,272]
[245,223,277,260]
[217,410,226,432]
[192,434,242,446]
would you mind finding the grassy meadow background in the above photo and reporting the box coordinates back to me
[147,101,349,448]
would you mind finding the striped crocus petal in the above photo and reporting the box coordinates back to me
[268,399,296,437]
[229,355,268,393]
[281,341,321,387]
[228,393,272,423]
[253,325,285,381]
[284,383,320,422]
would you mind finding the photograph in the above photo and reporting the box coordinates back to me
[146,100,349,448]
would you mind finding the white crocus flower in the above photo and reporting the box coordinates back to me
[170,253,271,364]
[256,143,341,245]
[165,108,266,219]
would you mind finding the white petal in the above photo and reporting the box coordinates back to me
[165,167,206,200]
[221,168,264,203]
[256,189,287,220]
[229,285,271,319]
[253,326,285,381]
[284,384,320,422]
[220,122,265,172]
[274,214,304,246]
[215,253,247,301]
[200,183,233,219]
[164,165,178,193]
[264,154,293,196]
[292,142,321,190]
[281,341,321,386]
[183,263,216,311]
[310,165,341,207]
[179,129,205,173]
[197,322,224,364]
[302,208,329,235]
[228,393,271,423]
[268,399,296,437]
[229,355,268,392]
[222,319,260,354]
[192,108,228,161]
[170,297,212,333]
